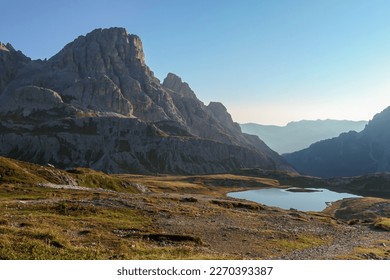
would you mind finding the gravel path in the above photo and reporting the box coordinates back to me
[280,224,390,259]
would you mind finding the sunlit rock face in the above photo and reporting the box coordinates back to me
[0,27,292,174]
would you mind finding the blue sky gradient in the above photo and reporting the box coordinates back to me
[2,0,390,124]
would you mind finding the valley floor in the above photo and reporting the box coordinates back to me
[1,169,389,260]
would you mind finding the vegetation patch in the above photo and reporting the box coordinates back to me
[374,218,390,231]
[68,168,138,193]
[0,197,152,259]
[354,246,390,260]
[55,201,99,216]
[0,157,44,184]
[272,234,329,253]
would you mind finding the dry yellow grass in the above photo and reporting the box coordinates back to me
[374,218,390,231]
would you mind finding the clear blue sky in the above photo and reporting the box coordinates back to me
[2,0,390,125]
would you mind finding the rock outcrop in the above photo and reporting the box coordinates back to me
[163,73,197,99]
[284,107,390,177]
[0,27,292,174]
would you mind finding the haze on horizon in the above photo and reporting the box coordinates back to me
[2,0,390,125]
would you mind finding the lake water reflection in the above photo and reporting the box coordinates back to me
[228,187,361,212]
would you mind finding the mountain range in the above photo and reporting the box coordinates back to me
[284,107,390,177]
[240,120,367,154]
[0,28,292,174]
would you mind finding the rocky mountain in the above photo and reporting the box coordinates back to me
[283,107,390,177]
[0,28,292,174]
[240,120,367,154]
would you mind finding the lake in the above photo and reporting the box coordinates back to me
[228,187,361,212]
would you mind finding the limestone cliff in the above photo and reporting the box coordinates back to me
[0,27,292,174]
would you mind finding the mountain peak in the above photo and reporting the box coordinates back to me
[0,42,10,52]
[49,27,146,73]
[163,72,196,98]
[207,102,232,122]
[0,27,292,174]
[164,72,182,84]
[91,26,128,34]
[85,27,145,65]
[0,42,19,53]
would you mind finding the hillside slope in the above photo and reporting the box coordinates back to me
[284,107,390,177]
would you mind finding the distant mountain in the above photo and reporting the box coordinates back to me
[284,107,390,177]
[0,28,292,174]
[240,120,367,154]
